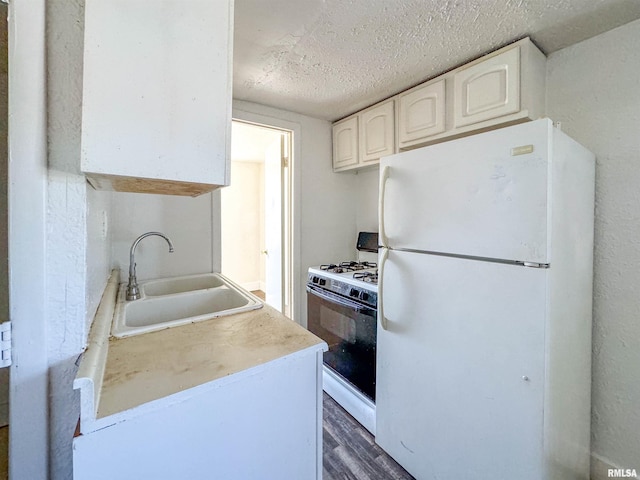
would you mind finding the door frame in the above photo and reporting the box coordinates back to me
[7,1,50,478]
[229,109,302,324]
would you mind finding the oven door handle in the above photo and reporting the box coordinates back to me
[306,285,375,313]
[378,247,389,330]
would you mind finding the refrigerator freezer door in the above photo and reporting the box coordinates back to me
[380,119,551,264]
[376,250,546,479]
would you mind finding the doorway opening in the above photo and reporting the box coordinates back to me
[221,120,293,316]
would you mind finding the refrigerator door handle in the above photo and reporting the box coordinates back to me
[379,165,390,248]
[378,246,389,330]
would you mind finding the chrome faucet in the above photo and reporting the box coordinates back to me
[126,232,174,301]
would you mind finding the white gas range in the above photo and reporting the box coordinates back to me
[308,261,378,306]
[307,256,379,434]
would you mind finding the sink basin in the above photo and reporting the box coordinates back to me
[111,273,263,338]
[142,274,225,296]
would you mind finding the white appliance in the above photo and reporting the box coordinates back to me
[307,261,378,434]
[376,119,595,480]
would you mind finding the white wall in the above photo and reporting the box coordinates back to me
[355,167,380,233]
[354,167,380,264]
[221,161,264,289]
[232,100,358,326]
[86,188,113,329]
[46,1,113,477]
[110,192,214,283]
[546,19,640,479]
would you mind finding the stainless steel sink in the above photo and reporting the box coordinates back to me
[111,273,263,338]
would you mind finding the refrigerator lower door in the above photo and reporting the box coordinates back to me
[376,250,546,480]
[380,119,551,264]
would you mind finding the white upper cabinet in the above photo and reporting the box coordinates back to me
[454,48,520,128]
[81,0,233,196]
[332,37,546,169]
[332,117,359,170]
[333,99,396,172]
[359,100,395,164]
[397,79,446,148]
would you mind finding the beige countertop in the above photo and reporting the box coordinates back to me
[97,302,325,419]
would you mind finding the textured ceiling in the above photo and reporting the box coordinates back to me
[234,0,640,121]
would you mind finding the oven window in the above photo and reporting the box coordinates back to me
[320,307,357,344]
[307,288,377,401]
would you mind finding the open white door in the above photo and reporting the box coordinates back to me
[263,136,283,312]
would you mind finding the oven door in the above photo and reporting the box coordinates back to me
[306,284,377,401]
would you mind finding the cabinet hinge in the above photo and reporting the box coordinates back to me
[0,321,11,368]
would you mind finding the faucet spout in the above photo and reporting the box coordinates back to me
[126,232,174,301]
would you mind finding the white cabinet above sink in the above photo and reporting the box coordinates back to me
[81,0,233,196]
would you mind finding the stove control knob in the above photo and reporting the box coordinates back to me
[350,288,358,297]
[319,278,326,286]
[360,292,369,301]
[312,276,319,284]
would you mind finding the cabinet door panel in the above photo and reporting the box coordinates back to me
[398,79,445,146]
[332,117,359,170]
[82,0,231,187]
[454,47,520,127]
[359,100,394,163]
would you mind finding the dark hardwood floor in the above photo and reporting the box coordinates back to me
[323,393,415,480]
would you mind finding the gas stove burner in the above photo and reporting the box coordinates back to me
[320,264,354,273]
[339,261,378,270]
[320,261,378,274]
[353,270,378,284]
[359,261,377,269]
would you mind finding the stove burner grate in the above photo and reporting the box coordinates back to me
[320,261,378,274]
[320,264,352,273]
[353,270,378,284]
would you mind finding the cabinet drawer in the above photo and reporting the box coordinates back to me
[332,117,359,170]
[454,47,520,128]
[398,79,445,147]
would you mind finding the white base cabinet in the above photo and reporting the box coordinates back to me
[73,349,324,480]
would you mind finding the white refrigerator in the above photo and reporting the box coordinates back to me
[376,119,595,480]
